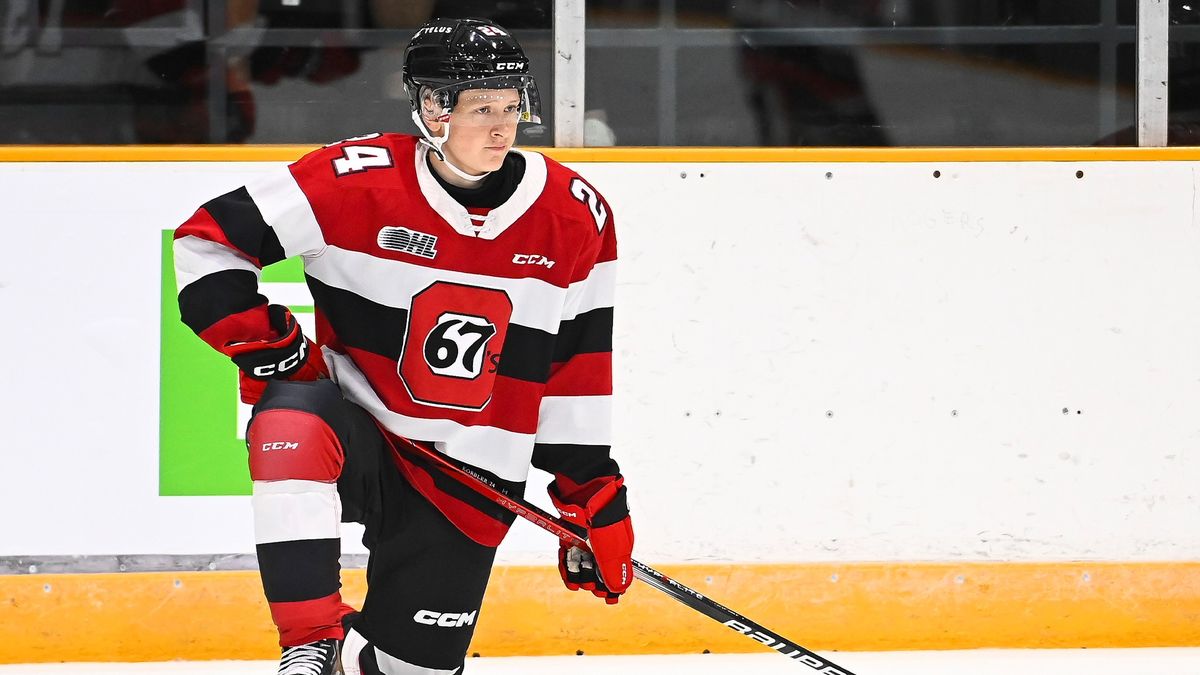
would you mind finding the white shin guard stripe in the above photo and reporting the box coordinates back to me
[251,480,341,545]
[340,628,369,675]
[374,646,461,675]
[341,629,461,675]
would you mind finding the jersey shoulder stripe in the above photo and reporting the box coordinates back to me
[199,186,285,266]
[247,164,328,258]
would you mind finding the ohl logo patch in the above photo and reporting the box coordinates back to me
[378,225,438,259]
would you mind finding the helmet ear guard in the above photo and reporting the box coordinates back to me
[410,110,486,183]
[410,84,503,184]
[417,86,452,124]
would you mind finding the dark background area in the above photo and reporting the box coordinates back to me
[1,0,1195,146]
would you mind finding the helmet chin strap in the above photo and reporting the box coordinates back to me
[411,109,490,184]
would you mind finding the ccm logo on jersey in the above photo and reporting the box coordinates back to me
[261,441,299,452]
[378,226,439,259]
[723,620,845,672]
[252,339,307,378]
[413,610,477,628]
[513,254,555,269]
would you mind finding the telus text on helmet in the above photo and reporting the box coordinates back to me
[416,26,453,37]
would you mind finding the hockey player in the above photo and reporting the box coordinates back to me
[172,17,633,675]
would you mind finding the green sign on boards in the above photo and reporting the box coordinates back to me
[158,231,311,496]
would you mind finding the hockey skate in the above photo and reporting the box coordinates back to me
[277,638,342,675]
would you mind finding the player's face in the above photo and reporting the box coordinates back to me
[443,89,522,174]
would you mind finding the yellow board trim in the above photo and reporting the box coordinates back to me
[3,145,1200,163]
[2,561,1198,663]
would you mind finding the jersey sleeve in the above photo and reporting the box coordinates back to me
[173,158,331,355]
[531,189,623,499]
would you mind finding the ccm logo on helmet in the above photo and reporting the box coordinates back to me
[252,339,307,378]
[413,610,477,628]
[494,61,524,71]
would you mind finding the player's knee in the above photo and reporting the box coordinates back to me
[247,408,344,481]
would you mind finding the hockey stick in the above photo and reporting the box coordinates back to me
[387,435,858,674]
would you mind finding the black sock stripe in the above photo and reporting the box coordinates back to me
[257,538,342,602]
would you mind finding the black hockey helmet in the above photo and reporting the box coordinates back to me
[402,17,541,124]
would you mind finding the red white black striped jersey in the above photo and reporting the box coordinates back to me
[174,133,620,546]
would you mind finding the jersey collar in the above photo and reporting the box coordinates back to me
[415,143,547,240]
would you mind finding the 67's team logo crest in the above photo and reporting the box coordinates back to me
[425,311,497,380]
[400,281,512,411]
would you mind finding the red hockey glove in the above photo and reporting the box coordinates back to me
[548,475,634,604]
[224,304,326,403]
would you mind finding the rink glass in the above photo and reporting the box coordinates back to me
[4,1,1194,147]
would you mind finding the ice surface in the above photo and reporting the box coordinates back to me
[0,649,1198,675]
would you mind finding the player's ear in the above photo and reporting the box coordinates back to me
[420,89,445,136]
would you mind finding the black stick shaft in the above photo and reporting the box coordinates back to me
[388,435,859,674]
